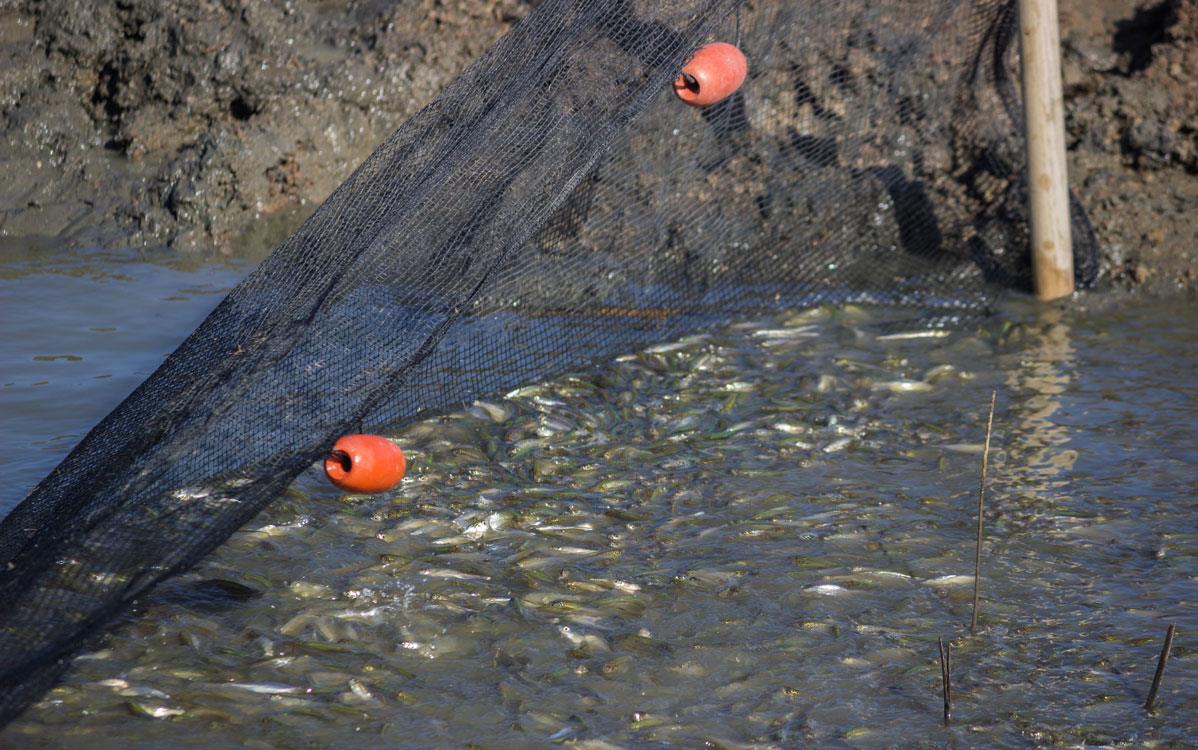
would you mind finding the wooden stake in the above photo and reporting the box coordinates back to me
[1144,624,1176,712]
[1017,0,1074,301]
[971,390,996,635]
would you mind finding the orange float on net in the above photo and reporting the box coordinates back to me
[324,434,406,493]
[673,42,748,108]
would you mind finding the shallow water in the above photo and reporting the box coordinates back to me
[0,245,248,514]
[0,249,1195,748]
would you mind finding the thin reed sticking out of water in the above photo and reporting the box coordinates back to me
[1144,624,1177,712]
[971,390,997,634]
[938,636,953,726]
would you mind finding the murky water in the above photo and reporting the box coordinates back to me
[1,248,1195,748]
[0,244,249,514]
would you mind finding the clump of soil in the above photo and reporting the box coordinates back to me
[0,0,1194,294]
[1061,0,1198,293]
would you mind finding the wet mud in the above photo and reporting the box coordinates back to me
[1059,0,1198,293]
[0,0,532,253]
[0,0,1195,293]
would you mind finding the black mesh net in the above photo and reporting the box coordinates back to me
[0,0,1097,726]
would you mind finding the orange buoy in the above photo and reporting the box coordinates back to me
[324,434,406,493]
[673,42,748,108]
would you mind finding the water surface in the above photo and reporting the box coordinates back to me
[0,245,248,513]
[0,247,1194,748]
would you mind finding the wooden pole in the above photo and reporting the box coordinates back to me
[1017,0,1074,301]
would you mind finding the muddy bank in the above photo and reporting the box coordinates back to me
[0,0,530,254]
[0,0,1195,293]
[1060,0,1198,292]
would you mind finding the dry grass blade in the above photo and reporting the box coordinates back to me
[971,390,997,634]
[1144,624,1177,712]
[938,636,952,726]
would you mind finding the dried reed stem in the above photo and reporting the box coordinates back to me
[971,390,997,634]
[938,636,952,726]
[1144,624,1176,712]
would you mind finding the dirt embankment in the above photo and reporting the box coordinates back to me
[0,0,1195,293]
[0,0,530,254]
[1060,0,1198,293]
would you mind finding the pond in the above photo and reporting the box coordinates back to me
[0,245,1194,748]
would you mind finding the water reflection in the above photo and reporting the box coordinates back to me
[1004,308,1078,500]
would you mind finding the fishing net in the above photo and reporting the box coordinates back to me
[0,0,1097,726]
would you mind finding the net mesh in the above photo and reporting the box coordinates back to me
[0,0,1096,725]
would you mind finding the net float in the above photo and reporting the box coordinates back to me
[323,434,406,493]
[673,41,747,107]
